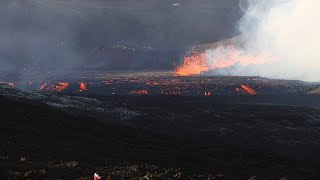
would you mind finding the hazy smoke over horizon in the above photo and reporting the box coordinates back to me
[206,0,320,81]
[0,0,241,82]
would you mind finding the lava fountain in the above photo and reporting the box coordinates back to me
[175,51,208,76]
[52,82,69,92]
[79,82,87,92]
[175,45,277,76]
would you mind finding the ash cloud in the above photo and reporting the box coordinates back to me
[0,0,241,82]
[0,0,85,81]
[211,0,320,81]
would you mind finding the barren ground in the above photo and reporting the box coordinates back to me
[1,94,320,179]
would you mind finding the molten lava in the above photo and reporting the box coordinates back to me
[79,82,87,92]
[39,83,47,91]
[241,85,256,95]
[175,51,208,76]
[175,46,276,76]
[52,82,69,92]
[130,89,148,95]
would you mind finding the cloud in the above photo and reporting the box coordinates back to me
[206,0,320,81]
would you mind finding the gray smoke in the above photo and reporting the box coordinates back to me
[242,0,320,81]
[0,0,86,81]
[0,0,241,82]
[205,0,320,81]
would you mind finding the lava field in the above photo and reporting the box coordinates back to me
[2,70,320,179]
[1,70,319,96]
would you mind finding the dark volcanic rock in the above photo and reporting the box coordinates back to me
[1,95,320,179]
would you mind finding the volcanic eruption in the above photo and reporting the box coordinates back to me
[175,0,320,82]
[174,43,277,76]
[2,1,320,179]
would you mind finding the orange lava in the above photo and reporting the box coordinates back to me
[39,83,47,91]
[130,89,148,95]
[175,46,276,76]
[175,51,208,76]
[241,85,256,95]
[52,82,69,92]
[79,82,87,92]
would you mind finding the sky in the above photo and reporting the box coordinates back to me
[0,0,242,74]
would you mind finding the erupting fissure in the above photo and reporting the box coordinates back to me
[39,83,47,91]
[79,82,87,92]
[175,46,275,76]
[175,51,208,76]
[1,74,263,96]
[52,82,69,92]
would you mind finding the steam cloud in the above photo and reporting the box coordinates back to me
[207,0,320,81]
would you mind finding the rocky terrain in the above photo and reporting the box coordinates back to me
[2,85,320,179]
[1,1,319,179]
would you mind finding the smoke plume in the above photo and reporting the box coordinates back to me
[207,0,320,81]
[0,0,241,82]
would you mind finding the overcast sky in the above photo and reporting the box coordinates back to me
[0,0,242,73]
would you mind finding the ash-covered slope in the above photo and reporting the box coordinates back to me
[2,93,320,179]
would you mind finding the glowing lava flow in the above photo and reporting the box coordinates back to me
[175,52,208,76]
[52,82,69,92]
[241,85,256,95]
[130,89,148,95]
[79,82,87,92]
[175,46,276,76]
[39,83,47,91]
